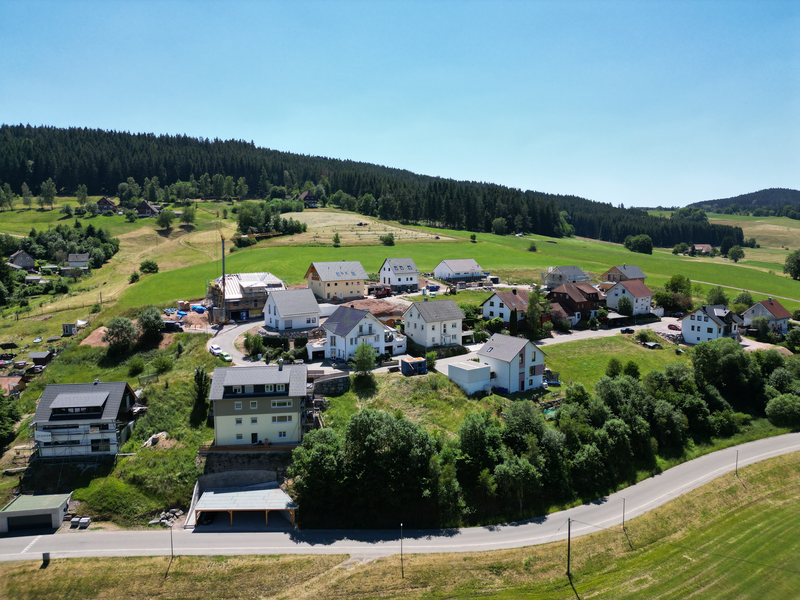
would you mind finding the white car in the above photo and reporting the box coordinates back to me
[209,344,222,356]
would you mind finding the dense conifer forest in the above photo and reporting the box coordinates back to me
[0,124,743,246]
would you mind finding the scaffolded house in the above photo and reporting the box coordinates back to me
[33,381,138,459]
[209,272,285,321]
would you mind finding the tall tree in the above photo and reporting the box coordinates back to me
[40,178,57,208]
[76,183,88,206]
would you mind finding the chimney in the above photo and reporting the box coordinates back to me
[769,297,773,304]
[93,378,100,385]
[512,288,517,295]
[278,358,283,371]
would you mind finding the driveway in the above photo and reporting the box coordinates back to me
[207,321,260,365]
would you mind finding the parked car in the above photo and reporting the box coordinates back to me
[668,323,681,331]
[219,352,233,362]
[209,344,222,356]
[620,328,635,334]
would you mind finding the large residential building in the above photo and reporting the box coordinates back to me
[605,280,653,316]
[743,298,792,335]
[433,259,484,283]
[481,290,528,324]
[476,333,545,393]
[209,272,285,321]
[209,364,307,445]
[305,261,368,300]
[403,299,465,349]
[8,250,35,270]
[33,381,137,459]
[681,305,742,344]
[264,288,320,331]
[316,305,406,361]
[541,266,590,288]
[546,283,603,325]
[601,264,647,283]
[378,258,420,293]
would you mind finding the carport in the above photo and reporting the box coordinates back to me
[0,493,72,533]
[194,486,298,527]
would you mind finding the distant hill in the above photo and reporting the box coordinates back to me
[688,188,800,212]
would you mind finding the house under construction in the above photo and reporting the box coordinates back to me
[207,272,286,322]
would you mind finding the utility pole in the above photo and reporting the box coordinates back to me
[400,522,404,579]
[735,450,739,477]
[566,518,571,576]
[622,497,626,531]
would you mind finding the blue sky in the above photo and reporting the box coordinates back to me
[1,1,797,207]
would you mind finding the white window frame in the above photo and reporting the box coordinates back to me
[234,401,242,410]
[272,400,292,408]
[250,401,258,409]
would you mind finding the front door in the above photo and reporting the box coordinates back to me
[251,433,258,444]
[519,373,525,391]
[339,291,344,299]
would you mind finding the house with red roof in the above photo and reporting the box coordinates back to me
[480,289,528,325]
[606,280,653,316]
[546,282,603,325]
[743,298,792,335]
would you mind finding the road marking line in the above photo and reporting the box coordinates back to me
[20,536,41,554]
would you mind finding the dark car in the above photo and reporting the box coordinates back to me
[620,328,635,334]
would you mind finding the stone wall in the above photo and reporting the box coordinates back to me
[314,374,351,395]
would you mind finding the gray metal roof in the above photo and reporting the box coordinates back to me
[381,257,419,275]
[684,305,743,327]
[308,261,368,282]
[436,259,483,273]
[195,486,297,512]
[50,391,109,409]
[68,253,89,261]
[0,493,72,513]
[405,299,465,323]
[29,351,52,359]
[477,333,542,362]
[209,364,307,400]
[610,264,647,279]
[34,381,132,424]
[554,266,588,278]
[322,305,370,337]
[269,289,320,319]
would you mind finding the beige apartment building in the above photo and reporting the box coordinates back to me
[305,261,367,300]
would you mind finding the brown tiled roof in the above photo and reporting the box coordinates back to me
[573,282,599,297]
[549,302,574,317]
[550,283,588,304]
[618,280,653,298]
[756,298,791,320]
[482,290,528,312]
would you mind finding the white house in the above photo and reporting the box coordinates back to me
[433,259,484,283]
[680,305,743,344]
[606,280,653,316]
[318,305,406,361]
[264,288,320,331]
[476,333,545,393]
[403,299,465,349]
[32,381,137,459]
[743,298,791,335]
[68,253,90,268]
[379,258,420,293]
[481,289,528,324]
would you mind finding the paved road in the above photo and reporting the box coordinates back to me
[2,434,798,562]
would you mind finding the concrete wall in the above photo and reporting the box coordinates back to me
[197,470,277,493]
[314,374,351,395]
[447,362,490,395]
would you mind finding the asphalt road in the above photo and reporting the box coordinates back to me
[2,433,798,562]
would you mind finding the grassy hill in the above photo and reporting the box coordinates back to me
[3,448,799,599]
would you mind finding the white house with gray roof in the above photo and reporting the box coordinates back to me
[33,381,137,459]
[312,305,406,361]
[379,258,420,293]
[433,259,484,283]
[403,299,465,349]
[209,364,307,445]
[264,288,320,331]
[305,261,368,300]
[680,305,742,345]
[476,333,545,393]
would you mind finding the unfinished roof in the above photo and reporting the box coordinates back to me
[608,264,647,279]
[195,486,297,512]
[406,299,465,323]
[34,381,133,424]
[478,333,542,362]
[322,305,371,337]
[0,493,72,513]
[436,259,483,273]
[306,261,368,282]
[213,272,285,300]
[551,266,588,279]
[381,257,419,275]
[269,288,320,319]
[209,364,307,400]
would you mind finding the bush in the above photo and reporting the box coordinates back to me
[380,233,395,246]
[151,354,174,374]
[91,303,102,313]
[139,260,159,274]
[129,271,140,284]
[127,355,145,377]
[528,241,537,252]
[426,351,437,371]
[765,394,800,429]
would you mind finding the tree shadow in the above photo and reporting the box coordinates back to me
[352,373,377,400]
[179,224,196,232]
[156,228,173,238]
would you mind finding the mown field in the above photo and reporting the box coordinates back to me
[3,449,799,600]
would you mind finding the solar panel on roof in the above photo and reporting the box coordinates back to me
[51,391,109,409]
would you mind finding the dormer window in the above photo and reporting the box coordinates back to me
[232,386,242,394]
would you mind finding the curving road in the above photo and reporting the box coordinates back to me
[1,433,799,562]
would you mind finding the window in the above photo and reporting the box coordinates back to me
[691,315,695,320]
[251,417,258,424]
[245,385,253,394]
[234,401,242,410]
[350,338,355,344]
[235,418,243,425]
[519,353,524,364]
[276,384,285,392]
[265,384,273,392]
[232,386,242,394]
[707,328,713,334]
[91,439,111,453]
[250,401,258,409]
[489,301,494,307]
[272,415,292,422]
[327,283,330,287]
[278,431,287,438]
[236,433,243,441]
[431,325,435,330]
[499,303,504,309]
[704,316,709,322]
[331,336,337,347]
[272,400,292,408]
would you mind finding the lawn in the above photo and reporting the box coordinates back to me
[2,449,799,599]
[543,335,692,391]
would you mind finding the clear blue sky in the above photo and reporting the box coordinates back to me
[1,1,797,207]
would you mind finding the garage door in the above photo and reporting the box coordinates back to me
[7,513,53,531]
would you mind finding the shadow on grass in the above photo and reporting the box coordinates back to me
[352,373,377,400]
